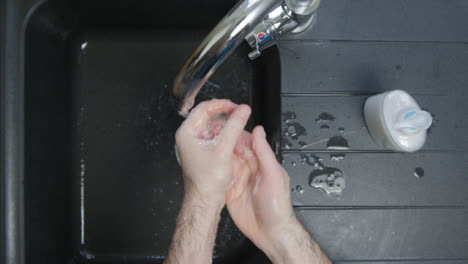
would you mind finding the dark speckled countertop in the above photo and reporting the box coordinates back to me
[278,0,468,262]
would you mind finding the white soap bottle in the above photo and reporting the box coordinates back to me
[364,90,433,152]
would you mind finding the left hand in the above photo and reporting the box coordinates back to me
[175,99,252,207]
[226,126,298,258]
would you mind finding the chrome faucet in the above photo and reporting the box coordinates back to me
[173,0,321,115]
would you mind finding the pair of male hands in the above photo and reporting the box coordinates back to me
[168,99,330,264]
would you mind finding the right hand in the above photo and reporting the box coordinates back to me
[175,99,251,207]
[226,125,300,256]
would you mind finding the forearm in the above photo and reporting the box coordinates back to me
[263,219,331,264]
[164,191,223,264]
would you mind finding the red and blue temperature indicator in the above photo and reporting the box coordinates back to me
[256,32,266,41]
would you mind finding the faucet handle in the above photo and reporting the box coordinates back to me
[245,1,319,60]
[248,49,262,60]
[245,19,278,60]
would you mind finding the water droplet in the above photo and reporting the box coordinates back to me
[314,163,324,170]
[80,42,88,51]
[283,139,293,149]
[326,136,349,150]
[298,141,308,147]
[301,154,322,167]
[330,154,345,161]
[284,122,306,140]
[320,124,330,130]
[414,167,424,178]
[338,127,345,133]
[309,167,346,195]
[80,159,86,178]
[296,185,304,194]
[291,161,297,166]
[315,112,335,123]
[282,111,297,123]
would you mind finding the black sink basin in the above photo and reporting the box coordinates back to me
[22,0,280,263]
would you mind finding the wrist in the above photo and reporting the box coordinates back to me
[183,186,225,214]
[183,178,226,210]
[262,218,316,264]
[165,183,224,264]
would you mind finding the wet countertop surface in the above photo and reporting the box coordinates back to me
[278,0,468,262]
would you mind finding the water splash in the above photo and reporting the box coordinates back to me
[295,185,304,194]
[326,136,349,150]
[284,122,306,140]
[309,168,346,194]
[300,154,317,167]
[330,154,345,161]
[315,112,335,123]
[300,154,346,195]
[80,159,86,245]
[282,111,297,123]
[205,81,221,89]
[283,138,293,149]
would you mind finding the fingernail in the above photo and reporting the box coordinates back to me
[238,105,251,119]
[260,126,266,138]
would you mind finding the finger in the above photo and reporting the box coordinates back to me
[183,99,238,131]
[234,131,253,159]
[238,132,258,172]
[234,132,258,179]
[252,126,283,176]
[218,105,251,152]
[227,161,252,202]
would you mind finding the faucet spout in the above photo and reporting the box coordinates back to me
[173,0,278,116]
[173,0,320,115]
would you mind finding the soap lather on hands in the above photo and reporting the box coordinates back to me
[174,99,252,205]
[166,99,331,264]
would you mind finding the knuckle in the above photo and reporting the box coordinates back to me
[199,101,208,108]
[228,114,246,129]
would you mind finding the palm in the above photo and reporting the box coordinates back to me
[226,165,262,242]
[227,130,293,248]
